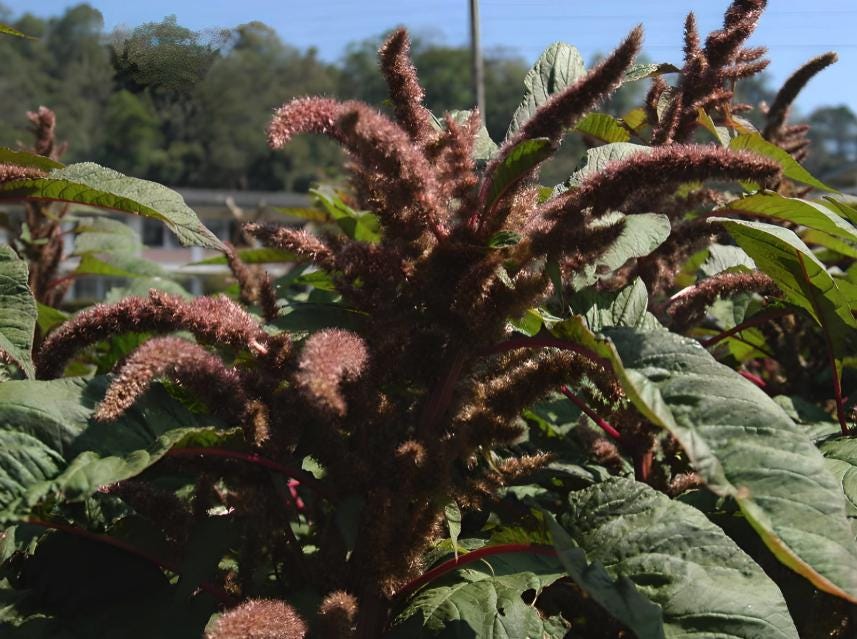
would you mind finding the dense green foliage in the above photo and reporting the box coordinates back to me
[1,1,857,638]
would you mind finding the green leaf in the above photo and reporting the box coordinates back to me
[487,231,521,249]
[622,62,680,84]
[570,278,659,331]
[818,438,857,518]
[578,326,857,603]
[483,138,552,212]
[712,218,857,373]
[443,501,462,560]
[0,376,215,523]
[507,42,586,139]
[696,109,731,147]
[560,478,798,639]
[547,515,665,639]
[191,247,297,266]
[0,163,223,250]
[0,246,36,378]
[75,253,168,280]
[729,134,836,193]
[801,229,857,259]
[574,113,630,143]
[310,186,381,243]
[571,213,670,289]
[0,23,34,39]
[35,304,68,335]
[390,551,565,638]
[698,243,756,278]
[0,148,63,172]
[720,193,857,243]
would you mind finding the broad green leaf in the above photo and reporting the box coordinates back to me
[696,109,731,147]
[0,23,34,39]
[712,218,857,374]
[774,395,841,443]
[719,193,857,243]
[482,138,552,212]
[729,134,836,193]
[574,113,630,143]
[192,247,296,266]
[390,551,566,638]
[567,325,857,602]
[621,62,680,84]
[818,438,857,517]
[801,229,857,259]
[571,213,670,289]
[443,501,462,560]
[0,148,63,172]
[310,186,381,243]
[0,376,215,523]
[0,163,223,250]
[507,42,586,139]
[75,253,167,279]
[697,243,755,278]
[570,277,659,331]
[621,107,647,133]
[547,516,665,639]
[35,303,68,335]
[560,478,798,639]
[0,246,36,378]
[821,195,857,226]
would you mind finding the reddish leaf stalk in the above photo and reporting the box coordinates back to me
[27,517,236,606]
[738,370,767,388]
[560,385,621,440]
[395,543,558,598]
[701,308,794,348]
[165,448,331,499]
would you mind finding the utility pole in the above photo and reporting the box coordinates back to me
[469,0,486,124]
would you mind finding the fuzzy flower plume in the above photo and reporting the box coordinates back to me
[94,336,246,424]
[205,599,307,639]
[667,271,779,331]
[267,97,341,149]
[269,98,445,240]
[378,27,435,144]
[0,164,45,183]
[763,52,837,159]
[538,144,781,222]
[476,25,642,227]
[503,26,642,149]
[314,591,358,639]
[653,0,768,144]
[223,243,279,322]
[294,329,368,417]
[26,106,66,160]
[36,291,267,379]
[244,224,336,270]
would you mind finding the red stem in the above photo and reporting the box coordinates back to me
[418,351,467,437]
[560,385,621,440]
[27,518,236,606]
[701,308,793,348]
[396,543,558,598]
[738,370,767,388]
[165,448,332,499]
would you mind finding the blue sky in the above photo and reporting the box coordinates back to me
[6,0,857,115]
